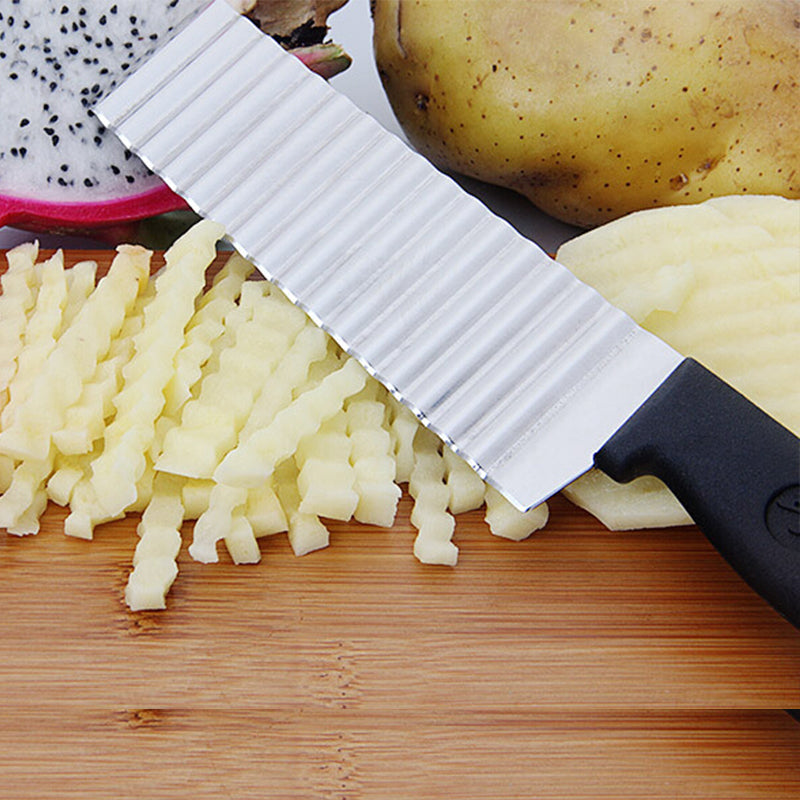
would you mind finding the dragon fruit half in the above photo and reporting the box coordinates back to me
[0,0,350,237]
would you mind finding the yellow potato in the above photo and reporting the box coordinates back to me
[373,0,800,227]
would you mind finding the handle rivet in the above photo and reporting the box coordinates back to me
[766,484,800,550]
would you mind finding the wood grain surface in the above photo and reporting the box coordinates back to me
[1,250,798,799]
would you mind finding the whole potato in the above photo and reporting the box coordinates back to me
[372,0,800,227]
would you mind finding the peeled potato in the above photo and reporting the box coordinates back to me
[556,194,800,529]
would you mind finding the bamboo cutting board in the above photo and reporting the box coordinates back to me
[0,249,798,799]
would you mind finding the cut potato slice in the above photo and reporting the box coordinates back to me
[0,244,40,477]
[484,487,549,542]
[442,448,485,516]
[0,243,40,401]
[0,245,150,463]
[213,357,368,488]
[409,427,458,566]
[189,482,248,564]
[90,221,224,517]
[126,473,184,611]
[244,484,287,538]
[557,195,799,529]
[297,412,359,521]
[157,283,309,479]
[388,399,418,484]
[163,251,252,418]
[275,458,330,557]
[1,251,68,431]
[347,391,401,528]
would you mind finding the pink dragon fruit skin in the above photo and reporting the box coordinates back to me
[0,185,187,237]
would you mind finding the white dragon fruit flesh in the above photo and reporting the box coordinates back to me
[0,0,350,235]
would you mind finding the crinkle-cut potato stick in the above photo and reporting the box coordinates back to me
[148,254,251,486]
[190,481,286,565]
[62,259,98,329]
[0,454,52,535]
[54,351,128,457]
[124,256,252,581]
[163,252,252,419]
[156,282,305,480]
[408,418,544,557]
[238,324,330,441]
[189,322,328,564]
[0,251,113,534]
[0,245,150,464]
[189,482,249,564]
[89,220,224,519]
[557,195,800,530]
[274,457,331,558]
[48,291,150,510]
[213,356,368,489]
[47,449,93,508]
[125,472,184,612]
[181,479,214,521]
[408,427,458,566]
[388,399,419,485]
[484,487,549,542]
[1,251,68,430]
[61,236,207,540]
[442,448,486,516]
[0,242,40,409]
[296,411,359,522]
[405,422,548,562]
[221,514,262,566]
[188,329,335,564]
[195,348,360,563]
[0,243,41,490]
[244,484,287,539]
[187,281,253,386]
[64,477,117,541]
[346,389,402,528]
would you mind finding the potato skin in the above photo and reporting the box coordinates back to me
[373,0,800,227]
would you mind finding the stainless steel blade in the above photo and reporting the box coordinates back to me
[95,0,683,511]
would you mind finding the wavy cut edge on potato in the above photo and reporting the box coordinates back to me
[557,194,799,530]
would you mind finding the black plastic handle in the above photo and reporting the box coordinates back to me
[595,358,800,628]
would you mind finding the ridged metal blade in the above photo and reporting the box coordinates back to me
[95,0,683,510]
